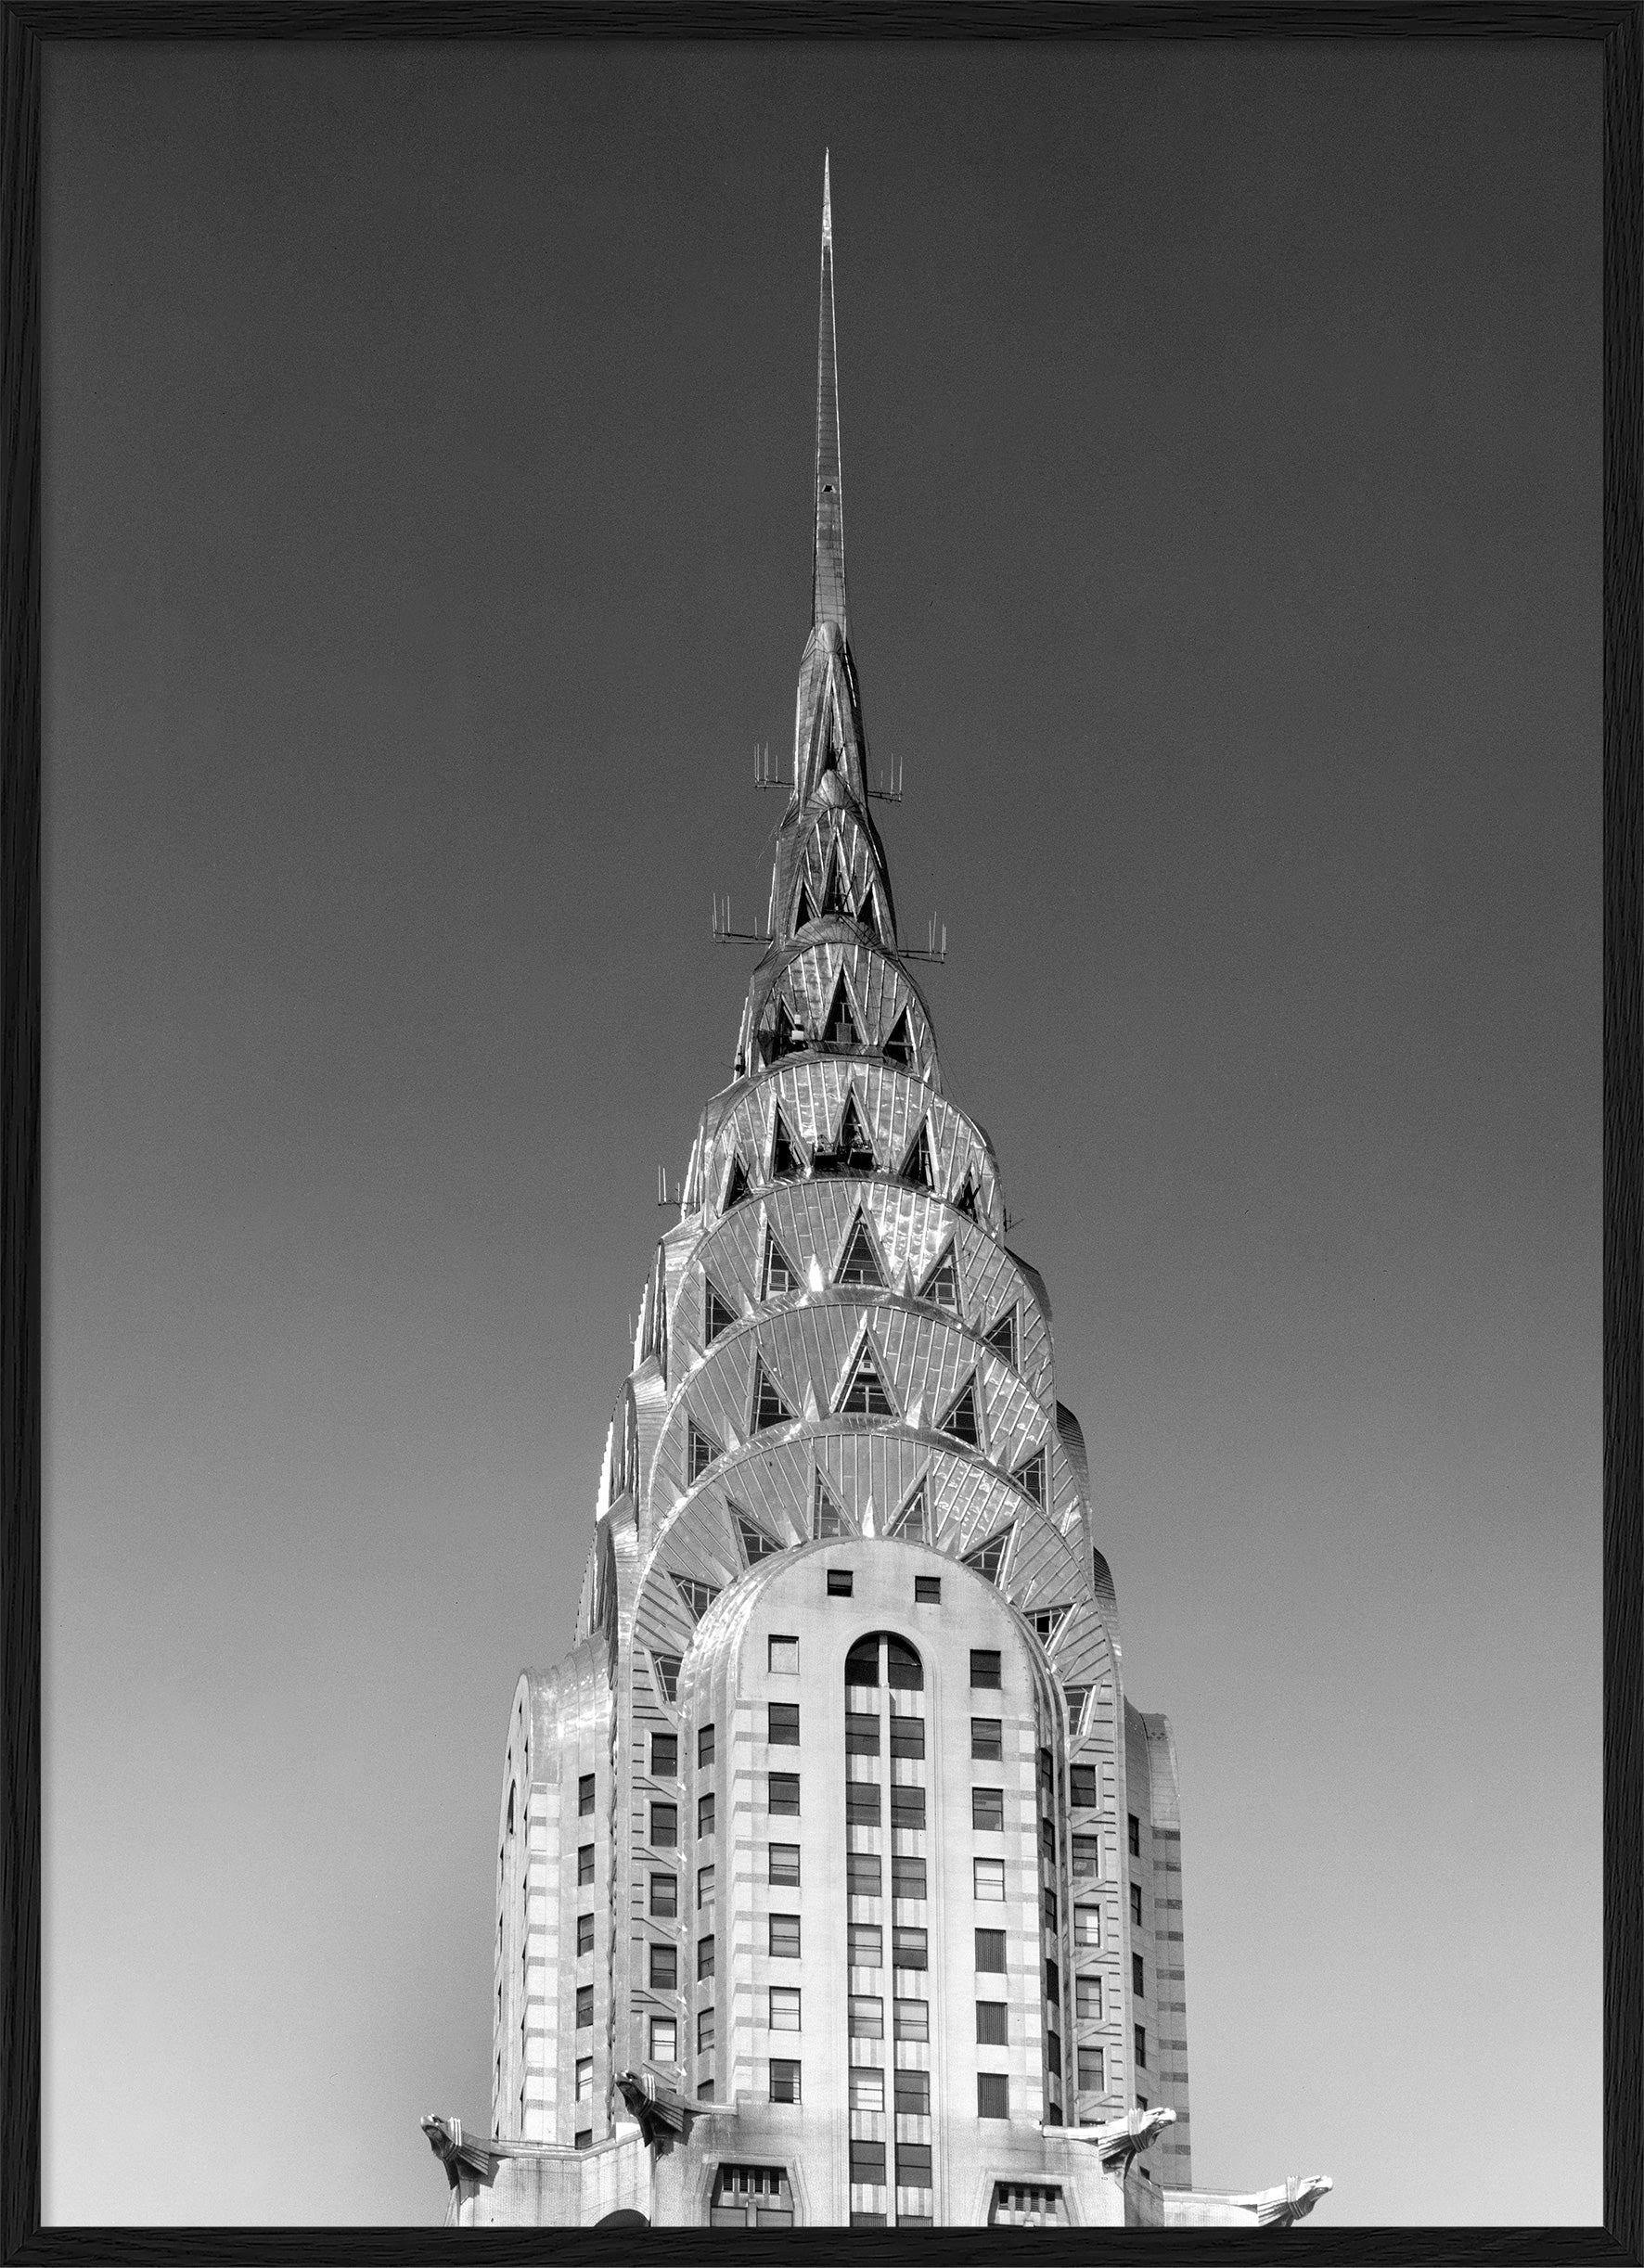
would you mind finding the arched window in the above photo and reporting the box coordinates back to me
[842,1631,924,1691]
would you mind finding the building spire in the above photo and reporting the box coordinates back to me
[813,151,846,632]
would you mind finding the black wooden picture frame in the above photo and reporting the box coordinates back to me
[2,6,1637,2263]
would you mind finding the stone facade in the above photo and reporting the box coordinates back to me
[423,160,1331,2235]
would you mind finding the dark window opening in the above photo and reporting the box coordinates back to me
[846,1711,880,1755]
[1133,1954,1145,1995]
[976,2000,1008,2045]
[971,1715,1003,1759]
[939,1377,983,1449]
[836,1339,895,1417]
[962,1526,1009,1584]
[736,1510,782,1564]
[894,2068,931,2117]
[887,1483,929,1543]
[751,1355,794,1433]
[1128,1813,1141,1856]
[889,1714,925,1759]
[883,1010,916,1070]
[893,1853,927,1900]
[834,1212,883,1286]
[649,1803,678,1849]
[1014,1446,1047,1506]
[972,1787,1005,1831]
[649,1943,677,1990]
[832,1096,877,1175]
[578,1773,596,1815]
[721,1154,751,1211]
[970,1649,1002,1691]
[767,1701,800,1746]
[1070,1765,1098,1809]
[704,1278,738,1343]
[769,1107,804,1182]
[768,1773,800,1815]
[846,1781,880,1826]
[984,1308,1019,1366]
[698,1723,715,1768]
[915,1573,942,1603]
[649,1875,676,1919]
[762,1230,800,1298]
[975,1928,1007,1973]
[814,1469,851,1539]
[674,1574,720,1622]
[919,1242,960,1311]
[686,1422,717,1485]
[886,1635,923,1690]
[978,2073,1009,2120]
[821,973,861,1049]
[848,1851,882,1896]
[828,1568,854,1597]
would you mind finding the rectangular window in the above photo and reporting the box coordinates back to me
[649,1803,677,1849]
[897,2142,933,2185]
[893,1853,927,1901]
[769,1986,802,2031]
[974,1857,1006,1902]
[849,2139,886,2185]
[1072,1835,1100,1878]
[1070,1765,1098,1809]
[577,1844,595,1886]
[893,1997,929,2043]
[1041,1816,1058,1860]
[1135,2025,1147,2068]
[893,2067,931,2117]
[846,1710,880,1755]
[649,2016,677,2063]
[893,1927,928,1970]
[768,1634,799,1675]
[975,1928,1007,1972]
[651,1734,677,1777]
[890,1784,926,1830]
[971,1787,1005,1831]
[698,1723,715,1768]
[978,2073,1009,2120]
[574,2128,592,2150]
[1133,1953,1145,1995]
[769,1914,802,1959]
[849,1922,883,1967]
[1130,1882,1143,1927]
[697,1864,715,1910]
[1076,1975,1102,2020]
[970,1716,1003,1761]
[698,1935,715,1981]
[1128,1813,1140,1856]
[848,1851,882,1897]
[846,1781,881,1826]
[770,2058,801,2104]
[848,1994,884,2039]
[698,2007,715,2055]
[889,1714,925,1760]
[698,1793,715,1838]
[1075,1905,1101,1947]
[1039,1746,1054,1791]
[574,2057,593,2103]
[767,1701,800,1746]
[575,1984,594,2029]
[649,1943,677,1990]
[850,2065,885,2112]
[1046,1956,1060,2003]
[970,1649,1002,1690]
[1078,2045,1104,2090]
[769,1773,800,1815]
[769,1842,801,1887]
[828,1569,854,1596]
[578,1773,596,1815]
[577,1913,595,1956]
[914,1575,941,1603]
[649,1873,677,1918]
[1043,1888,1058,1931]
[976,2000,1008,2045]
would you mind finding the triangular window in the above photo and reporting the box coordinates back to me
[722,1154,750,1211]
[883,1009,915,1068]
[819,844,847,918]
[751,1354,795,1433]
[822,974,861,1050]
[793,879,815,931]
[1029,1602,1070,1646]
[1013,1445,1047,1506]
[652,1654,682,1704]
[762,1229,800,1299]
[919,1241,960,1313]
[770,1107,804,1181]
[814,1469,850,1540]
[835,1213,884,1288]
[836,1338,895,1418]
[937,1374,982,1449]
[961,1527,1011,1585]
[856,883,880,937]
[952,1170,980,1222]
[687,1419,719,1483]
[887,1482,930,1543]
[764,1002,803,1065]
[833,1093,876,1172]
[984,1307,1019,1366]
[704,1279,738,1345]
[898,1121,935,1191]
[674,1574,722,1622]
[734,1508,782,1565]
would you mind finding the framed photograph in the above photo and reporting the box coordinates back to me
[4,10,1637,2261]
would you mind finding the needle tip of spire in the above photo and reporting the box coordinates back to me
[822,150,831,244]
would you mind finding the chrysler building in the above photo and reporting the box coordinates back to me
[423,162,1331,2236]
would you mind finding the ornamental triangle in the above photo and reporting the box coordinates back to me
[936,1373,982,1448]
[704,1279,738,1344]
[835,1332,896,1418]
[898,1121,934,1190]
[794,878,816,930]
[1013,1445,1047,1506]
[687,1418,719,1484]
[984,1307,1018,1365]
[762,1226,801,1298]
[674,1573,722,1621]
[952,1169,980,1222]
[814,1467,851,1539]
[834,1211,884,1288]
[819,841,847,917]
[961,1526,1011,1584]
[918,1239,960,1312]
[1029,1601,1071,1646]
[751,1354,795,1433]
[822,971,861,1049]
[733,1507,783,1565]
[770,1106,804,1181]
[883,1009,914,1069]
[722,1154,751,1211]
[887,1480,930,1543]
[856,882,880,937]
[833,1091,877,1172]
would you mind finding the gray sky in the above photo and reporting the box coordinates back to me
[42,39,1600,2225]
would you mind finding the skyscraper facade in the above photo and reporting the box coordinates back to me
[423,164,1330,2236]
